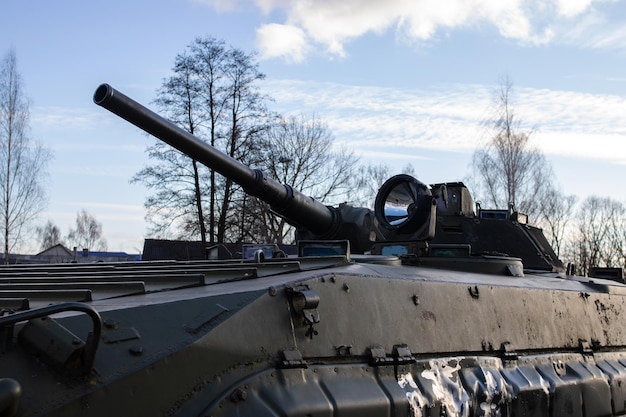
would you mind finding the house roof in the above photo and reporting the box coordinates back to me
[35,243,74,257]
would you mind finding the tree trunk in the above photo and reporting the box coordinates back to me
[217,178,232,243]
[192,160,207,257]
[4,119,12,265]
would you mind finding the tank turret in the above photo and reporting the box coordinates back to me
[93,84,436,253]
[94,84,566,273]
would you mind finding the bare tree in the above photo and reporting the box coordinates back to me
[564,196,625,276]
[36,220,62,251]
[215,47,269,243]
[133,145,204,240]
[469,76,553,221]
[133,37,269,245]
[348,162,416,208]
[536,186,578,258]
[235,114,359,244]
[65,210,108,251]
[0,50,51,262]
[133,50,214,244]
[348,163,391,208]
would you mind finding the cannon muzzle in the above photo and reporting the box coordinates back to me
[93,84,378,249]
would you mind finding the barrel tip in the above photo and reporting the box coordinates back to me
[93,83,112,105]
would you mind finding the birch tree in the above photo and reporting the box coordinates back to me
[565,197,626,276]
[65,209,108,251]
[469,76,553,221]
[0,50,51,262]
[537,186,577,258]
[36,220,62,251]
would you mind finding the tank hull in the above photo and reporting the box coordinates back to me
[2,257,625,416]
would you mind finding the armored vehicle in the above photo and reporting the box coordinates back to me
[0,84,625,416]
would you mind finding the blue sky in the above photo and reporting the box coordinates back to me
[1,0,625,253]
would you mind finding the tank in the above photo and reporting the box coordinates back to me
[0,84,624,417]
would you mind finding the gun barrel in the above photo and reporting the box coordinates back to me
[93,83,335,235]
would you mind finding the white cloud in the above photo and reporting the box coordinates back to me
[32,106,100,130]
[256,23,308,62]
[243,0,623,61]
[192,0,242,12]
[579,23,626,49]
[264,79,626,165]
[555,5,626,50]
[554,0,594,17]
